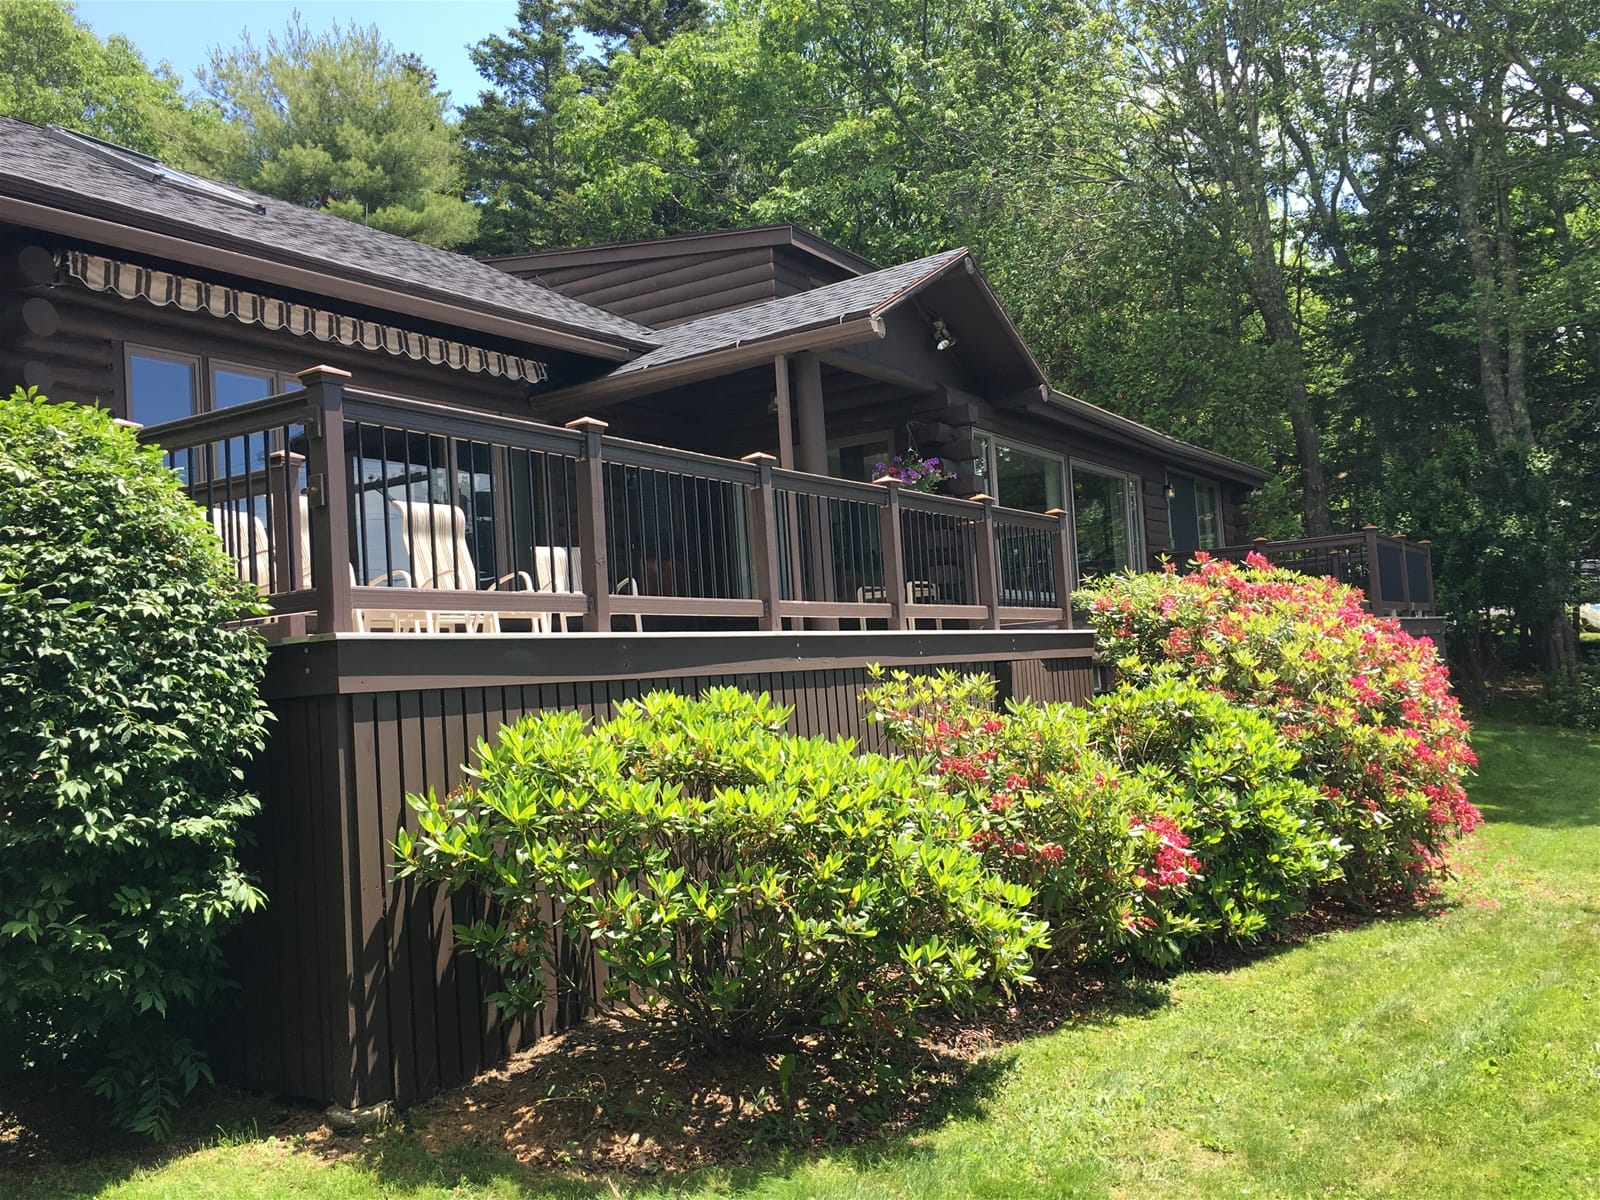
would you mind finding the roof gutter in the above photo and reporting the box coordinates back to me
[538,314,888,412]
[1034,392,1271,485]
[0,191,649,362]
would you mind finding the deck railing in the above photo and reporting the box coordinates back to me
[1210,530,1436,616]
[137,366,1078,638]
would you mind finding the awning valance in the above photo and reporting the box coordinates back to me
[57,249,549,385]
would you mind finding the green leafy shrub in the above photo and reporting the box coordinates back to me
[397,688,1045,1051]
[1538,661,1600,731]
[0,387,269,1136]
[1088,677,1343,946]
[862,669,1204,965]
[1076,555,1480,900]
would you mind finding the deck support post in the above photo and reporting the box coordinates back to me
[1045,507,1075,629]
[972,493,1001,630]
[874,475,909,630]
[298,365,353,633]
[567,417,612,632]
[742,452,784,631]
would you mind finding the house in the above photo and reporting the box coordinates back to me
[0,114,1435,1112]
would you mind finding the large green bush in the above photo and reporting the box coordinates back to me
[398,689,1045,1051]
[1087,677,1344,946]
[0,387,269,1135]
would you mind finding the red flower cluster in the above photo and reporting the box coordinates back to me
[1078,555,1481,900]
[1130,813,1200,894]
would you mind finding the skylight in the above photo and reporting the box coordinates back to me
[46,126,266,215]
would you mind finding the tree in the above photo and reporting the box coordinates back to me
[0,387,269,1136]
[189,16,477,248]
[0,0,205,156]
[574,0,707,56]
[460,0,586,253]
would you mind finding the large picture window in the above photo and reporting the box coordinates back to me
[973,433,1065,512]
[1072,464,1144,577]
[124,344,298,430]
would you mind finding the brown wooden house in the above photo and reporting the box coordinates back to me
[0,115,1436,1112]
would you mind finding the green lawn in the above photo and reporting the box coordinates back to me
[7,721,1599,1200]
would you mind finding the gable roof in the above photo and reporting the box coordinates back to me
[0,117,656,360]
[485,224,879,279]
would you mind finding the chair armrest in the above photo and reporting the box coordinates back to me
[614,576,640,595]
[364,569,414,588]
[492,570,536,592]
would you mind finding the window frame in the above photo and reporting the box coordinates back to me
[972,430,1068,512]
[122,341,300,426]
[826,430,895,482]
[1068,459,1146,575]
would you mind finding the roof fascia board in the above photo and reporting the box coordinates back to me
[487,225,877,277]
[540,315,887,411]
[0,191,648,361]
[1029,394,1270,485]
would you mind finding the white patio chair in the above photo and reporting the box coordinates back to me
[211,507,271,591]
[295,494,418,632]
[851,580,944,629]
[392,498,534,633]
[532,545,643,633]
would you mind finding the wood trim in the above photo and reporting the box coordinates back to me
[535,315,887,413]
[261,629,1098,697]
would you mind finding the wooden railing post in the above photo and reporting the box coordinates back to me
[297,365,353,633]
[1417,540,1434,614]
[266,448,307,594]
[1045,507,1074,629]
[874,475,909,630]
[741,452,783,631]
[566,417,611,632]
[1362,524,1382,612]
[971,493,1001,630]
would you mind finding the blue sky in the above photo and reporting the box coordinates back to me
[74,1,521,112]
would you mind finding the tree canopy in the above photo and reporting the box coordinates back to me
[0,0,206,156]
[187,15,478,248]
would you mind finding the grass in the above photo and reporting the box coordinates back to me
[6,720,1598,1200]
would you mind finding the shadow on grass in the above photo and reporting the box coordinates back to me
[0,1069,328,1200]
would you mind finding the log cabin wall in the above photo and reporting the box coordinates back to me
[219,631,1099,1110]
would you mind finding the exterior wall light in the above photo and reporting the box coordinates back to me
[932,318,957,351]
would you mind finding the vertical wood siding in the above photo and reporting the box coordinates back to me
[221,654,1097,1109]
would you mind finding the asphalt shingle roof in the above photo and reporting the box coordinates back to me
[605,248,969,376]
[0,116,656,349]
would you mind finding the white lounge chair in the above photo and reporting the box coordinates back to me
[391,498,533,633]
[532,545,643,633]
[211,507,271,591]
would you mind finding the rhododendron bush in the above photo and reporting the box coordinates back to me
[1075,554,1480,899]
[863,670,1206,965]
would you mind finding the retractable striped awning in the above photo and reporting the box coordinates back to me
[58,249,550,385]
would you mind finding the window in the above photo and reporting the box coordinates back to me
[126,350,199,428]
[124,344,299,429]
[973,433,1066,512]
[1166,474,1224,553]
[827,433,893,483]
[1072,464,1144,577]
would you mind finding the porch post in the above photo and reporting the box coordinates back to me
[297,365,353,634]
[773,354,796,471]
[566,417,612,632]
[875,475,909,631]
[793,351,838,629]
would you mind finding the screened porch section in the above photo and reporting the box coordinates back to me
[140,367,1076,639]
